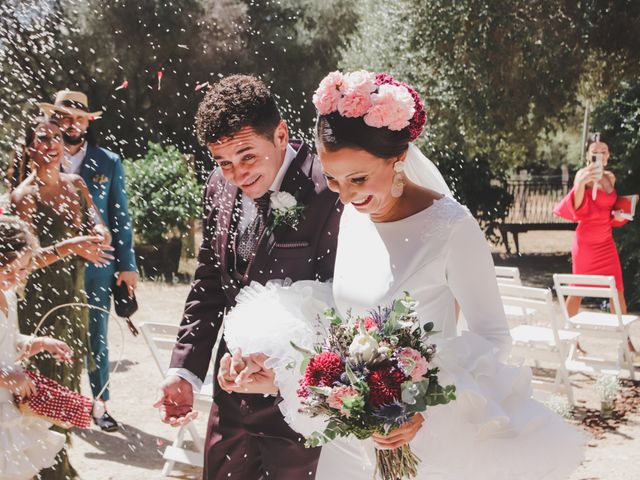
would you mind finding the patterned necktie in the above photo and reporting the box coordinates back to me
[236,192,271,269]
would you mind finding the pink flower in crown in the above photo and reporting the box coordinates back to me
[337,71,376,118]
[327,385,358,416]
[312,71,345,115]
[396,347,429,381]
[364,83,415,131]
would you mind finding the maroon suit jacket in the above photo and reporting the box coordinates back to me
[169,141,342,386]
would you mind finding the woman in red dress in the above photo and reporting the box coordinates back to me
[554,136,630,323]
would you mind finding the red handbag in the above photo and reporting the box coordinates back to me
[15,369,93,429]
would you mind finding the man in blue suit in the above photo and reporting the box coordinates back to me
[40,90,138,432]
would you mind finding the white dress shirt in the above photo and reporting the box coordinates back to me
[62,142,88,174]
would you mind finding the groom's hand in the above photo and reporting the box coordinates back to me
[217,350,247,393]
[154,375,198,427]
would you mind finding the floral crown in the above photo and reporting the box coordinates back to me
[312,71,426,141]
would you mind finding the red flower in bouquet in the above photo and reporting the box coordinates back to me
[303,352,343,388]
[367,366,407,408]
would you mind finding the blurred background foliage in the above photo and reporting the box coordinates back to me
[1,0,638,169]
[1,0,639,295]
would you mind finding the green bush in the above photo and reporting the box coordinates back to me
[592,82,640,309]
[426,144,512,243]
[125,142,201,245]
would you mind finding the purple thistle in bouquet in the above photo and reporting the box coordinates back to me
[292,292,456,480]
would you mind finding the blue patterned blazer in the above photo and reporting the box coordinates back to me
[79,143,137,279]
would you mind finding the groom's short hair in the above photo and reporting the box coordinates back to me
[195,74,281,145]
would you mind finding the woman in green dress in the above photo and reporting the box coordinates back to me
[10,117,114,480]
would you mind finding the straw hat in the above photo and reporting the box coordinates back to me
[37,90,103,119]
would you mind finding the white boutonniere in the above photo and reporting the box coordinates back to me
[269,191,305,230]
[92,174,109,184]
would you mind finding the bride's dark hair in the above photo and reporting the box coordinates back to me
[315,112,410,160]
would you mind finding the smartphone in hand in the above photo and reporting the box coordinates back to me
[590,153,604,200]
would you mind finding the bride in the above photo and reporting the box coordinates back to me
[221,71,586,479]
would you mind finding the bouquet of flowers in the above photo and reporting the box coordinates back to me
[294,292,456,480]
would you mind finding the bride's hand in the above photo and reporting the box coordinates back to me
[235,353,278,395]
[372,414,425,450]
[220,352,278,395]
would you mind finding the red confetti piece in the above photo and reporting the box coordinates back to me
[157,71,163,91]
[156,438,165,447]
[195,81,209,92]
[115,80,128,91]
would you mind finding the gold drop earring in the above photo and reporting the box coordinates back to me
[391,160,406,198]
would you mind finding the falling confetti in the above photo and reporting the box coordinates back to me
[115,80,129,91]
[157,71,163,91]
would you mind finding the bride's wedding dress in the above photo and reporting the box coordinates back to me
[225,197,586,479]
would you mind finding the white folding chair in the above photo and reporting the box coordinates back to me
[495,266,539,322]
[500,284,579,404]
[139,322,214,476]
[495,266,522,286]
[554,274,638,379]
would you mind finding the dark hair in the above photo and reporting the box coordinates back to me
[315,113,410,160]
[7,116,60,190]
[194,74,281,145]
[0,217,39,267]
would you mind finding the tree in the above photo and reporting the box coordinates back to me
[230,0,359,141]
[339,0,640,236]
[0,0,358,178]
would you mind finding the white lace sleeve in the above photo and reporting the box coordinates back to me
[446,214,511,360]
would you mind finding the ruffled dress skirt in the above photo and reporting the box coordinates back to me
[224,280,586,480]
[0,389,65,480]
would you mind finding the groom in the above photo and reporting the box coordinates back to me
[156,75,342,479]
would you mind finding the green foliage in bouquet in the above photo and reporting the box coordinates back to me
[124,142,201,245]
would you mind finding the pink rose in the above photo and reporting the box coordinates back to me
[327,385,358,416]
[354,316,378,332]
[313,71,344,115]
[364,84,415,131]
[397,347,429,381]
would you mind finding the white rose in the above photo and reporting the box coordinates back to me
[271,191,297,211]
[348,333,379,363]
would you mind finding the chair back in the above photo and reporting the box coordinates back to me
[139,322,181,377]
[495,266,522,285]
[553,274,622,325]
[499,284,561,343]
